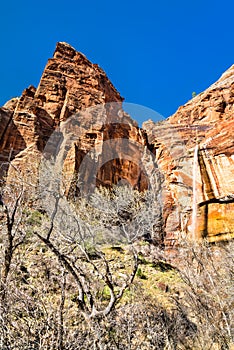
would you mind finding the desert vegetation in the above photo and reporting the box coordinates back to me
[0,170,233,350]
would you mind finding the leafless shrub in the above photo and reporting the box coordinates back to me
[176,239,234,349]
[1,168,233,349]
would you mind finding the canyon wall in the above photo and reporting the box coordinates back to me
[0,42,149,191]
[143,64,234,245]
[0,42,233,246]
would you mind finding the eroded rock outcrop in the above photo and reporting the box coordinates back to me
[143,64,234,245]
[0,42,149,192]
[0,42,233,247]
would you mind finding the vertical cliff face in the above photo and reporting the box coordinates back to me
[34,42,123,123]
[143,64,234,245]
[0,42,149,191]
[0,42,233,246]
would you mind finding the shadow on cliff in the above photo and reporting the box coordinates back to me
[0,119,26,178]
[0,107,55,179]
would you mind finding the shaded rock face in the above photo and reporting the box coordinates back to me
[0,42,233,246]
[143,64,234,246]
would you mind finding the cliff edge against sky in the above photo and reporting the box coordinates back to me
[0,42,233,247]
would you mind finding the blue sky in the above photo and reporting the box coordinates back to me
[0,0,233,125]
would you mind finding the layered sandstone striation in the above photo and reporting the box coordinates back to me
[0,42,233,246]
[143,64,234,245]
[0,42,149,191]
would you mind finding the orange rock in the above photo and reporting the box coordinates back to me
[0,43,233,246]
[143,64,234,243]
[0,42,149,193]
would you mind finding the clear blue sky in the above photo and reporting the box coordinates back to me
[0,0,233,125]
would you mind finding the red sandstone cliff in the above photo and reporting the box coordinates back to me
[0,42,233,245]
[0,42,149,192]
[143,64,234,244]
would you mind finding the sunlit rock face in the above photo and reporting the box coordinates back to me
[0,42,149,190]
[0,42,233,246]
[143,64,234,246]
